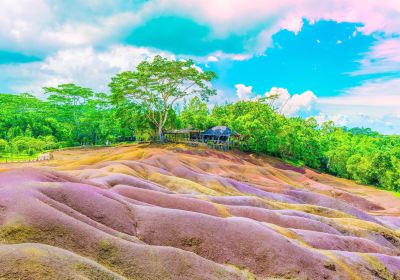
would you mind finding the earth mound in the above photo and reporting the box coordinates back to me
[0,144,400,279]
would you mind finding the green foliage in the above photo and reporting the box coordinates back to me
[176,99,400,191]
[0,85,133,160]
[109,55,217,141]
[0,57,399,192]
[0,139,8,153]
[179,96,212,130]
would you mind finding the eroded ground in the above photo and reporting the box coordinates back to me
[0,144,400,279]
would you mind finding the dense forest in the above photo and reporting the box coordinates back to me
[0,56,399,192]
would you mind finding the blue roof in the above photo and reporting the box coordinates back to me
[200,126,237,136]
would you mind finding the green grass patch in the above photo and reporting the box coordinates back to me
[375,186,400,198]
[389,191,400,198]
[0,152,40,162]
[283,158,304,167]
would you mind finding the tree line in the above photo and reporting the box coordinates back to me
[0,56,399,191]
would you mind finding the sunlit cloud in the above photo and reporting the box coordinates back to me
[0,0,400,133]
[0,45,174,96]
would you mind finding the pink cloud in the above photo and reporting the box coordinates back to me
[319,78,400,106]
[143,0,400,53]
[371,38,400,63]
[353,38,400,75]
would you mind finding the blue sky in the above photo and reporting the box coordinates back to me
[0,0,400,134]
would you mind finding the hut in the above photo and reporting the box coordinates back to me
[164,129,202,145]
[200,126,240,150]
[165,126,242,150]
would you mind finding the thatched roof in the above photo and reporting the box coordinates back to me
[200,126,239,137]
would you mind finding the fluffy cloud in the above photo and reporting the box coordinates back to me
[2,0,400,57]
[0,45,174,96]
[232,85,318,117]
[144,0,400,35]
[235,84,253,100]
[208,89,234,107]
[233,84,400,134]
[314,113,349,127]
[315,103,400,134]
[0,0,141,55]
[0,0,52,52]
[0,0,399,134]
[264,87,317,117]
[137,0,400,53]
[316,76,400,133]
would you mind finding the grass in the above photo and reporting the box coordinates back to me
[283,158,304,167]
[0,152,40,162]
[389,190,400,198]
[375,186,400,199]
[0,141,141,163]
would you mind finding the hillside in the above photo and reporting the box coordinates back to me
[0,144,400,279]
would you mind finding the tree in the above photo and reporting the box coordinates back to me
[0,139,8,153]
[43,84,94,107]
[43,84,104,145]
[180,97,211,130]
[109,55,217,141]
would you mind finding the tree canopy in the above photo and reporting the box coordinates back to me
[0,56,399,192]
[109,55,217,141]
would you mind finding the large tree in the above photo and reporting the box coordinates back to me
[179,97,212,130]
[109,55,217,141]
[43,83,111,145]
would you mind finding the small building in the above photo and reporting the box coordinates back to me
[200,126,240,150]
[164,129,202,144]
[165,126,242,150]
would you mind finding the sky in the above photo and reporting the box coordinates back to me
[0,0,400,134]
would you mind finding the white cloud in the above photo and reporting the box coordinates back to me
[315,113,349,126]
[280,15,304,35]
[0,1,142,54]
[231,86,318,117]
[319,77,400,106]
[287,90,318,115]
[2,0,400,57]
[235,84,253,100]
[314,77,400,133]
[264,87,317,116]
[315,103,400,134]
[0,45,174,96]
[208,89,233,107]
[137,0,400,54]
[204,51,252,62]
[207,56,219,62]
[0,0,399,135]
[255,85,400,134]
[0,0,52,51]
[148,0,400,35]
[264,87,290,107]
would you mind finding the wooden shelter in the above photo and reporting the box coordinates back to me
[164,129,204,146]
[200,126,240,150]
[165,126,243,150]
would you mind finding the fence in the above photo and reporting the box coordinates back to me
[0,152,53,164]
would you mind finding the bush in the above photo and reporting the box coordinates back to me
[10,136,46,154]
[0,139,8,153]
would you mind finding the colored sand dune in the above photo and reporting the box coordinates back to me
[0,144,400,279]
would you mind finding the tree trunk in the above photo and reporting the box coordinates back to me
[158,110,169,143]
[158,126,164,143]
